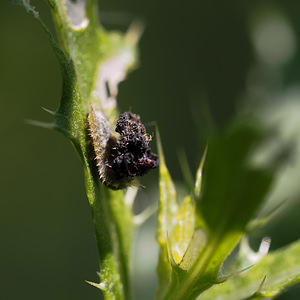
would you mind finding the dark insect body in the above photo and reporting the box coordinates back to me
[88,109,158,190]
[112,112,158,176]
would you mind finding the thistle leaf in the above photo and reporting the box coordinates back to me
[161,120,281,300]
[201,240,300,300]
[156,127,178,298]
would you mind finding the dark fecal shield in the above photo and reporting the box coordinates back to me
[88,109,158,190]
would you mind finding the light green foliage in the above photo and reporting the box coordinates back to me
[156,128,198,299]
[156,119,300,300]
[202,239,300,299]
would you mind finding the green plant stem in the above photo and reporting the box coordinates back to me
[45,1,137,298]
[164,230,241,300]
[90,185,133,300]
[163,240,217,300]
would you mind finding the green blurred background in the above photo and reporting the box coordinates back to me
[1,0,300,299]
